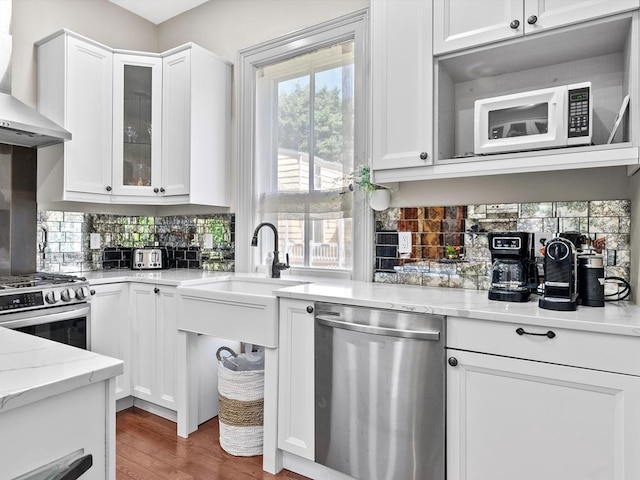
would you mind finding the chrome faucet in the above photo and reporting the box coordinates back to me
[251,222,290,278]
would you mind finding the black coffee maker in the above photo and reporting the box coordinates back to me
[539,237,578,311]
[488,232,537,302]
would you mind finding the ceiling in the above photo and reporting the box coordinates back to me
[108,0,210,25]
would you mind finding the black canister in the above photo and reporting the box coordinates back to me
[578,254,605,307]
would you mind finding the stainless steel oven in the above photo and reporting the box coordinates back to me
[1,303,90,349]
[0,273,92,349]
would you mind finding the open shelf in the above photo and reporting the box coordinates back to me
[434,12,637,169]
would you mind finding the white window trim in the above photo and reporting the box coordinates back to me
[236,9,372,281]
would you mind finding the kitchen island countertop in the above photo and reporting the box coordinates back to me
[0,328,123,413]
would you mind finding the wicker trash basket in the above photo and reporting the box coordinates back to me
[216,346,264,456]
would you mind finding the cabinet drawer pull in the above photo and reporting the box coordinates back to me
[419,151,428,160]
[510,19,520,29]
[527,15,538,25]
[516,327,555,339]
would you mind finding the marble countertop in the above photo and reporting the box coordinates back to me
[81,268,640,336]
[81,268,232,286]
[277,281,640,337]
[0,328,123,413]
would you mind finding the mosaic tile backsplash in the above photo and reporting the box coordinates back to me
[37,211,235,273]
[374,200,631,290]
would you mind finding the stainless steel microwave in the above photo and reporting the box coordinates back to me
[474,82,592,155]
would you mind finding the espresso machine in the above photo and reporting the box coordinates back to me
[539,237,578,311]
[488,232,537,302]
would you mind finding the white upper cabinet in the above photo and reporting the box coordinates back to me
[37,31,113,203]
[374,2,640,183]
[36,30,231,208]
[371,0,433,172]
[161,45,231,206]
[434,0,640,55]
[112,53,163,198]
[434,0,522,55]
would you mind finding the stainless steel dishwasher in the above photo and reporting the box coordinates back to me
[314,302,445,480]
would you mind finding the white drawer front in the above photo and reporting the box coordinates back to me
[447,316,640,376]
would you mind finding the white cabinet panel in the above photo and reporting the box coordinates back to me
[161,49,191,197]
[37,31,113,202]
[371,0,433,172]
[278,298,315,460]
[434,0,639,54]
[162,45,231,206]
[526,0,640,35]
[447,349,640,480]
[90,283,130,399]
[434,0,521,54]
[130,283,178,411]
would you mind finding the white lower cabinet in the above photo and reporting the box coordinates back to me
[90,283,130,399]
[447,319,640,480]
[130,283,178,411]
[277,298,315,460]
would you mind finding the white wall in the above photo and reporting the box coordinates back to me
[11,0,157,108]
[156,0,370,61]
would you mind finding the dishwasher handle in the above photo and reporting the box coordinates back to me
[316,314,440,341]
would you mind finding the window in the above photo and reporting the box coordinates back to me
[256,42,354,269]
[236,10,370,279]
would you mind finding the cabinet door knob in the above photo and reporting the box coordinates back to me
[306,305,314,314]
[153,187,159,193]
[106,185,112,192]
[510,19,520,29]
[516,327,555,339]
[160,187,165,193]
[419,151,428,160]
[448,357,458,367]
[154,287,160,294]
[527,15,538,25]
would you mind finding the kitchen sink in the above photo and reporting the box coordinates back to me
[176,277,308,347]
[187,277,305,296]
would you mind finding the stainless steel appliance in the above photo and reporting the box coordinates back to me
[539,237,578,311]
[314,302,445,480]
[131,247,168,270]
[488,232,538,302]
[474,82,592,155]
[0,1,70,148]
[0,273,91,349]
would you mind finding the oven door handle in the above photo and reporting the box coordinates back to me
[0,305,90,330]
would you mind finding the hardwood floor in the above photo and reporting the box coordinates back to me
[116,407,309,480]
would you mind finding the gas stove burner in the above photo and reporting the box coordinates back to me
[0,272,90,315]
[0,273,86,289]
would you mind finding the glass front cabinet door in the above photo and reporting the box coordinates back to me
[112,53,163,197]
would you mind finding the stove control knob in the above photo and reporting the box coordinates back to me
[75,286,90,300]
[60,288,75,302]
[44,290,61,304]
